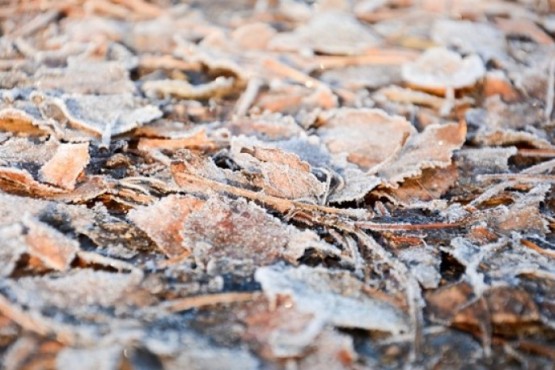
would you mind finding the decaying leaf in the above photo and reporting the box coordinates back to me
[229,138,325,201]
[22,215,79,271]
[43,93,162,139]
[432,19,507,62]
[378,121,467,184]
[269,12,381,55]
[39,142,89,190]
[34,59,135,95]
[402,47,486,93]
[380,164,458,206]
[255,264,409,334]
[317,108,414,171]
[182,197,342,266]
[128,194,205,257]
[0,105,52,136]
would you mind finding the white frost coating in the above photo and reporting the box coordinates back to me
[432,20,506,61]
[161,332,260,370]
[3,269,142,309]
[255,264,409,334]
[57,346,123,370]
[46,93,162,137]
[402,47,485,90]
[269,12,381,55]
[398,247,441,289]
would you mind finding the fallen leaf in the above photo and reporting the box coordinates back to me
[39,142,89,190]
[128,194,205,257]
[269,12,381,55]
[22,215,78,271]
[378,121,467,184]
[255,264,409,333]
[317,108,414,171]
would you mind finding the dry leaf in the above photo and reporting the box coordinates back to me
[269,12,381,55]
[402,47,485,93]
[128,194,205,257]
[34,59,135,95]
[1,2,554,368]
[182,197,342,266]
[317,108,415,171]
[255,264,409,333]
[39,142,89,190]
[43,93,162,139]
[229,139,325,201]
[22,215,78,271]
[378,121,467,184]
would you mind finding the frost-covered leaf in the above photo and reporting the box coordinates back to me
[402,47,485,92]
[317,108,414,171]
[129,194,205,257]
[269,12,381,55]
[34,59,135,95]
[22,215,78,271]
[255,264,409,333]
[229,138,325,201]
[45,93,162,138]
[39,142,89,190]
[379,121,467,184]
[182,197,341,265]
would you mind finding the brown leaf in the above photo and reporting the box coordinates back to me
[255,264,409,333]
[317,108,414,171]
[230,139,325,201]
[39,142,89,190]
[182,197,340,266]
[379,121,467,184]
[128,194,205,257]
[382,164,458,205]
[22,216,78,271]
[269,12,381,55]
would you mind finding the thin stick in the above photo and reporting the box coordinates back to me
[477,174,555,183]
[235,78,263,116]
[357,221,461,231]
[545,58,555,121]
[520,239,555,258]
[517,148,555,157]
[163,292,259,313]
[0,293,80,345]
[262,58,329,90]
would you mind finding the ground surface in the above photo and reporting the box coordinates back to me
[0,0,555,369]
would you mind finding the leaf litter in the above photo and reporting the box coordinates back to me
[1,0,555,369]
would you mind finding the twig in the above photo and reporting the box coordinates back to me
[520,239,555,258]
[545,58,555,121]
[262,58,329,90]
[162,292,259,313]
[357,221,461,231]
[112,0,163,18]
[517,148,555,157]
[290,49,420,71]
[477,174,555,183]
[235,78,263,116]
[0,293,81,346]
[138,55,201,71]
